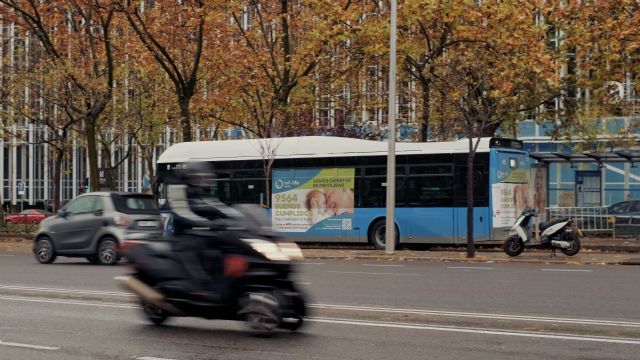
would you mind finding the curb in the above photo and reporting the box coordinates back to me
[302,254,625,265]
[619,258,640,265]
[0,234,33,240]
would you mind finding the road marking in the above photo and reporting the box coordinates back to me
[540,269,593,272]
[362,264,405,267]
[300,262,324,265]
[297,282,312,285]
[3,285,639,329]
[447,266,494,270]
[136,357,177,360]
[0,295,137,309]
[310,303,640,328]
[0,284,134,297]
[326,271,419,276]
[0,340,59,351]
[309,317,640,345]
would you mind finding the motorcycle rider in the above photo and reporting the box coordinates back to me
[165,162,238,301]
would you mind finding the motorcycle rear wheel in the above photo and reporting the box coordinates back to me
[503,235,525,257]
[142,301,170,326]
[560,233,581,256]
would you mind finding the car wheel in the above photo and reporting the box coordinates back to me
[368,219,399,250]
[97,238,120,265]
[34,237,57,264]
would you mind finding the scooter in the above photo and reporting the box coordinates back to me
[503,207,581,257]
[114,206,307,334]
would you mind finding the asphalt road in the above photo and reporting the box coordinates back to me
[1,254,639,359]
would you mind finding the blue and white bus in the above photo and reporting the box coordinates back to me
[156,136,532,248]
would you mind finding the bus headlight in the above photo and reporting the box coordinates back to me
[242,239,290,261]
[277,241,304,261]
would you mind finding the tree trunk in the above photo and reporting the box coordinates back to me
[52,148,65,212]
[144,146,156,193]
[419,79,430,142]
[179,97,192,142]
[466,137,476,258]
[263,161,272,208]
[86,119,100,192]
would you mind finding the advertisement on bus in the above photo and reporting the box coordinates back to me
[272,168,355,232]
[491,155,533,228]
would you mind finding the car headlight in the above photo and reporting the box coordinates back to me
[277,241,304,261]
[242,239,290,261]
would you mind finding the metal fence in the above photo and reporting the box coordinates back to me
[544,207,640,238]
[545,207,615,237]
[0,213,45,233]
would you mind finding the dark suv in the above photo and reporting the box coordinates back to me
[34,192,163,265]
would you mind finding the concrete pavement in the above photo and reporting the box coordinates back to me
[1,257,639,359]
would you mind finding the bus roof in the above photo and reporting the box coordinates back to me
[157,136,495,164]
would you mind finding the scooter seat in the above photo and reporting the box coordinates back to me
[539,218,569,231]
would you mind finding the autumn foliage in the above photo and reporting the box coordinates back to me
[1,1,640,209]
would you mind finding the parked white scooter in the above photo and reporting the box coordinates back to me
[503,207,580,257]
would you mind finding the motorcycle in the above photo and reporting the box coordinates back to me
[114,205,307,334]
[503,207,581,257]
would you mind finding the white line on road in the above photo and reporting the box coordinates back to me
[0,284,134,297]
[0,340,59,351]
[326,270,419,276]
[300,262,324,265]
[3,293,640,345]
[297,282,312,285]
[310,303,640,328]
[309,317,640,345]
[0,295,137,309]
[447,266,494,270]
[3,285,639,328]
[362,264,405,267]
[540,269,593,272]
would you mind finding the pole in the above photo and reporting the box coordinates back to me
[385,0,397,255]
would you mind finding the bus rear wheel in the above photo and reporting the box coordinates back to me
[368,219,399,250]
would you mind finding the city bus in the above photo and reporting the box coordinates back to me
[156,136,532,248]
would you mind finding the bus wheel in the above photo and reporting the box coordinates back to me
[368,219,399,250]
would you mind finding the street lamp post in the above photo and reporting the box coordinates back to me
[385,0,397,255]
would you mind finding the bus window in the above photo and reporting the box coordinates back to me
[409,165,452,175]
[406,176,453,206]
[362,177,405,207]
[235,179,264,204]
[212,180,234,204]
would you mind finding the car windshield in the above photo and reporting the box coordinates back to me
[112,194,159,214]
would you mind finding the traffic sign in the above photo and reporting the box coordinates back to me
[17,181,25,196]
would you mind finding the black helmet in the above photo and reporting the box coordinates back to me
[185,161,216,188]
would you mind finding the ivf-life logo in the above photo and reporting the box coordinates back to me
[275,179,284,190]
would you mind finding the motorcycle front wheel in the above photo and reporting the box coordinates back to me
[503,235,525,257]
[560,232,581,256]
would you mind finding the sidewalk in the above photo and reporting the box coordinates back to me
[2,235,640,265]
[301,247,640,265]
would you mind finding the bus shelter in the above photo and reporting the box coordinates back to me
[529,150,640,237]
